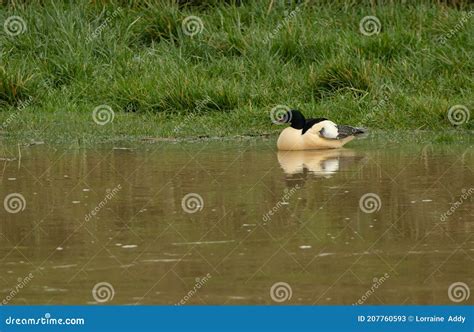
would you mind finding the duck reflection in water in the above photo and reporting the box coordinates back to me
[277,149,366,187]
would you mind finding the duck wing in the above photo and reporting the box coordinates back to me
[302,118,329,134]
[335,125,366,139]
[303,119,338,139]
[304,119,366,140]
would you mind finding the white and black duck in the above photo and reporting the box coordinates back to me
[276,110,366,150]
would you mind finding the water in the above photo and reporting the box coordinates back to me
[0,139,472,305]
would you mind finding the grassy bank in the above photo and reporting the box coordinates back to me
[0,0,473,144]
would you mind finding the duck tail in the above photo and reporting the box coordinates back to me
[336,125,366,139]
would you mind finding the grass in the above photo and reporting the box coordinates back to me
[0,0,472,144]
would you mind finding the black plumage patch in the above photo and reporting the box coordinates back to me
[302,118,327,134]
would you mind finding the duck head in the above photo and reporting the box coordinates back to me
[278,109,305,129]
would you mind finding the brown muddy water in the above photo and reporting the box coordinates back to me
[0,139,473,305]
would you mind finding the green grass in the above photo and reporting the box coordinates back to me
[0,0,472,144]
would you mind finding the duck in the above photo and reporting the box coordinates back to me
[276,110,366,150]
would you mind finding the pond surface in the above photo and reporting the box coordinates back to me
[0,139,473,305]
